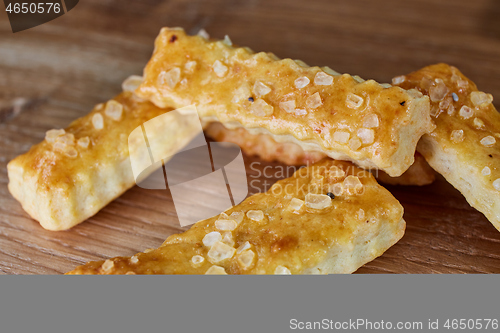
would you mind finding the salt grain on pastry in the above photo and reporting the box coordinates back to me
[294,76,310,89]
[305,193,332,209]
[279,100,296,113]
[357,128,374,145]
[459,105,473,119]
[274,265,291,275]
[246,210,265,221]
[237,250,255,270]
[207,241,236,263]
[480,136,496,147]
[236,241,252,254]
[253,81,272,97]
[333,131,350,144]
[450,130,464,143]
[306,92,322,109]
[122,75,143,92]
[213,60,228,77]
[314,72,333,85]
[104,100,123,121]
[346,93,363,109]
[92,113,104,130]
[202,231,222,247]
[205,265,227,275]
[250,98,274,117]
[470,91,493,106]
[158,67,181,88]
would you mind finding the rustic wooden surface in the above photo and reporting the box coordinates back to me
[1,0,500,274]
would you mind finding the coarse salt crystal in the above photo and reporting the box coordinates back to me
[197,29,209,39]
[222,232,235,247]
[333,131,350,144]
[346,93,364,109]
[92,113,104,130]
[470,91,493,106]
[288,198,304,212]
[452,92,459,102]
[191,255,205,265]
[105,100,123,121]
[122,75,143,92]
[232,84,251,103]
[219,212,229,220]
[279,100,296,113]
[392,75,406,85]
[205,265,227,275]
[101,259,114,272]
[215,219,238,231]
[250,99,274,117]
[348,137,362,151]
[237,241,252,254]
[328,183,343,196]
[45,129,65,143]
[493,179,500,191]
[230,212,244,224]
[184,61,197,73]
[429,79,449,102]
[64,147,78,158]
[223,35,232,46]
[357,128,375,145]
[459,105,473,119]
[246,210,265,222]
[363,114,379,128]
[274,265,291,275]
[474,118,485,129]
[343,176,363,194]
[77,136,90,148]
[213,60,228,77]
[306,92,322,109]
[158,67,181,88]
[207,241,236,263]
[305,193,332,209]
[482,167,491,176]
[295,76,310,89]
[314,72,333,85]
[253,81,272,97]
[450,130,464,143]
[202,231,222,247]
[237,250,255,270]
[480,136,496,147]
[130,256,139,264]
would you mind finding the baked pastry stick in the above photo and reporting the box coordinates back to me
[7,90,201,230]
[136,27,433,177]
[395,64,500,230]
[67,159,405,275]
[205,121,435,186]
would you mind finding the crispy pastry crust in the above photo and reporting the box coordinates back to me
[7,92,196,230]
[396,64,500,230]
[137,28,433,177]
[67,159,405,275]
[205,121,435,185]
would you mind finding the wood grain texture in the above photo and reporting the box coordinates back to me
[1,0,500,274]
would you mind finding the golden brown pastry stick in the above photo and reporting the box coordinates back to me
[67,159,405,275]
[7,90,200,230]
[395,64,500,230]
[136,28,433,177]
[205,121,435,186]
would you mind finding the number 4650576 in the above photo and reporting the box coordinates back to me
[6,2,61,14]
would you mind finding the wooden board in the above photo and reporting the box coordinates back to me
[1,0,500,274]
